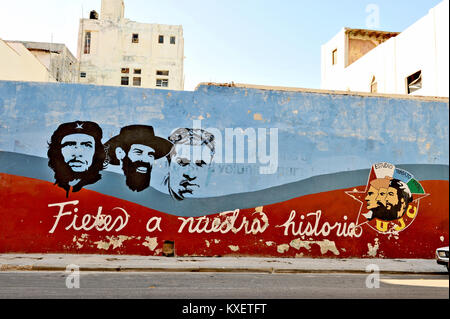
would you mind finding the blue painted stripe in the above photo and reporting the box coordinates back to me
[0,151,448,217]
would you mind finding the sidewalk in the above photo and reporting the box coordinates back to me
[0,254,447,274]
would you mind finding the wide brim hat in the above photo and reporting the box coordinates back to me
[105,125,173,165]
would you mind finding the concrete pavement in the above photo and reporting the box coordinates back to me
[0,254,447,274]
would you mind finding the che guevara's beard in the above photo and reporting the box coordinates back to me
[122,157,152,192]
[67,159,89,173]
[55,159,90,182]
[51,160,101,196]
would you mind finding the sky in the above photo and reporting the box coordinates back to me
[0,0,443,91]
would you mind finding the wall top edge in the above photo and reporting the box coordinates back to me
[195,82,450,102]
[0,80,448,103]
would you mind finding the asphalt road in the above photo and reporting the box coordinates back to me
[0,271,448,299]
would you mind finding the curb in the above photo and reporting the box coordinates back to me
[1,264,447,275]
[1,265,274,273]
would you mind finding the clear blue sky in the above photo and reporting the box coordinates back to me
[0,0,443,90]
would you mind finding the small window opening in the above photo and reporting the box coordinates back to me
[156,79,169,87]
[132,33,139,43]
[134,69,141,74]
[332,49,338,65]
[156,70,169,76]
[121,76,129,86]
[158,35,164,44]
[170,36,176,44]
[370,76,378,93]
[121,68,130,74]
[407,70,422,94]
[80,72,86,78]
[133,77,141,86]
[84,31,91,54]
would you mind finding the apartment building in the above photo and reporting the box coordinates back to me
[77,0,184,90]
[321,0,449,97]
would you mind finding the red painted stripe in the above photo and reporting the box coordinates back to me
[0,173,448,258]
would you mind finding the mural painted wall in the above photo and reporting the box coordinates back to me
[0,80,448,258]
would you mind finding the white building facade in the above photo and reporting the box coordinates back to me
[6,41,79,83]
[321,0,449,97]
[0,39,56,83]
[77,0,184,90]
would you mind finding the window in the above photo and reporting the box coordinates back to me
[156,70,169,76]
[370,76,378,93]
[134,69,142,74]
[156,79,169,87]
[121,68,130,74]
[133,77,142,86]
[407,70,422,94]
[84,31,91,54]
[332,49,337,65]
[170,36,176,44]
[158,35,164,44]
[80,72,87,78]
[132,33,139,43]
[121,77,129,86]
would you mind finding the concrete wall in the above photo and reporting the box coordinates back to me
[321,0,449,97]
[0,81,448,258]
